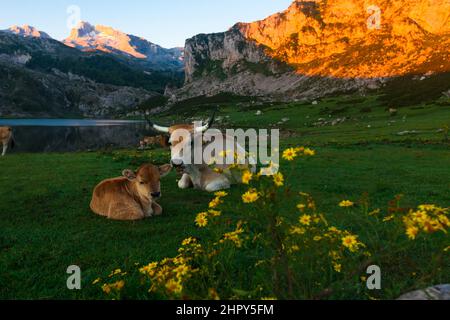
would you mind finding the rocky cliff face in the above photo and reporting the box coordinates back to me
[64,21,183,71]
[178,0,450,100]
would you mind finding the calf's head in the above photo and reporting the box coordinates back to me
[122,164,172,199]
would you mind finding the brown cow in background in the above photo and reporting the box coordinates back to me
[0,127,15,156]
[139,135,169,149]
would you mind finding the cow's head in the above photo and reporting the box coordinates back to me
[122,164,172,199]
[146,111,216,168]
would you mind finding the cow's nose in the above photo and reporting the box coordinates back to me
[151,192,161,198]
[171,159,184,167]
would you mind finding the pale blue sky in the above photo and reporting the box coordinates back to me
[0,0,292,48]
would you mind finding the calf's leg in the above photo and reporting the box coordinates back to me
[107,203,145,221]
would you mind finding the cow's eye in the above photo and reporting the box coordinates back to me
[140,181,145,185]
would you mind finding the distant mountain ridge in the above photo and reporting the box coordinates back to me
[63,21,183,71]
[3,25,52,39]
[0,31,171,118]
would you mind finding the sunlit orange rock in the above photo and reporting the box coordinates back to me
[237,0,450,78]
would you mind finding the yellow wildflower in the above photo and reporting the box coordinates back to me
[406,226,419,240]
[438,215,450,227]
[273,172,284,187]
[195,212,208,227]
[290,226,306,235]
[299,192,310,197]
[102,284,111,295]
[242,189,259,203]
[418,204,437,211]
[328,226,341,234]
[342,235,359,252]
[282,148,297,161]
[299,214,312,226]
[111,280,125,291]
[182,237,196,246]
[92,278,101,285]
[165,279,183,294]
[209,209,222,217]
[209,288,220,300]
[214,191,228,198]
[222,225,245,248]
[242,170,253,185]
[339,200,354,208]
[209,197,222,209]
[173,256,186,265]
[140,262,158,276]
[333,263,342,273]
[174,264,190,278]
[303,148,316,156]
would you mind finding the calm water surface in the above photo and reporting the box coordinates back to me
[0,119,151,153]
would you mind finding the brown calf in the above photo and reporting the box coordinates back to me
[90,164,172,221]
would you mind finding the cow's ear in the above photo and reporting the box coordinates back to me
[159,164,172,178]
[122,169,137,181]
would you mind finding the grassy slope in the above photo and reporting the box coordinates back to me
[0,95,449,299]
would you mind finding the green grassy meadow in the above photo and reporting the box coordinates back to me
[0,95,449,299]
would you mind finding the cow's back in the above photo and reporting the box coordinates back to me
[90,177,148,220]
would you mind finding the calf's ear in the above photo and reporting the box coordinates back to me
[159,164,172,178]
[122,169,137,181]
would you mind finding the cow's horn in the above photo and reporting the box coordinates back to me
[195,109,217,133]
[145,114,169,133]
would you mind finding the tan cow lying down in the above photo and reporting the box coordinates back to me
[139,135,169,149]
[0,127,15,156]
[90,164,172,221]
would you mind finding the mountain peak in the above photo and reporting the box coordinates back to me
[65,22,153,58]
[69,21,96,38]
[5,25,52,39]
[63,22,183,70]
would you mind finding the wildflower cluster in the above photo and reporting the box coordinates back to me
[282,147,315,161]
[220,221,246,248]
[195,192,228,228]
[288,193,368,273]
[92,268,128,299]
[139,237,201,297]
[402,205,449,240]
